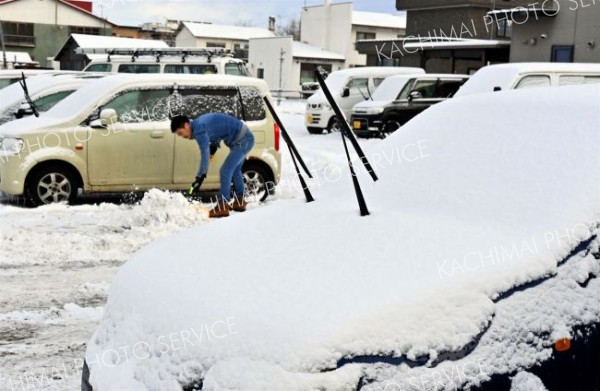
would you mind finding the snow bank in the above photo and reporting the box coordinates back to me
[87,85,600,390]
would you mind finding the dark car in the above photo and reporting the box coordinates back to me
[351,74,469,138]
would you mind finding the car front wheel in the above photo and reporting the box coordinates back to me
[25,165,78,206]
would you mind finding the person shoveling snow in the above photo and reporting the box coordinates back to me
[171,113,255,218]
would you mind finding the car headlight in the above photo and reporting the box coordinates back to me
[0,138,25,155]
[365,107,384,115]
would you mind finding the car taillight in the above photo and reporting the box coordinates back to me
[274,122,280,152]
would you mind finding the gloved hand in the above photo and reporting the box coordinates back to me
[209,143,218,156]
[189,174,206,196]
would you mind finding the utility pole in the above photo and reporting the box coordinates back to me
[0,19,7,69]
[278,47,285,105]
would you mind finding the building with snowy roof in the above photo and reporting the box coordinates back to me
[175,21,276,61]
[248,35,345,97]
[53,33,169,70]
[300,0,407,68]
[0,0,114,68]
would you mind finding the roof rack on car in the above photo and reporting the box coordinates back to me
[74,47,233,63]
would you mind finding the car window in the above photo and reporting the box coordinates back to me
[102,89,171,122]
[173,87,241,119]
[85,64,112,72]
[239,86,266,121]
[397,78,416,100]
[33,90,76,112]
[346,78,369,96]
[438,79,467,98]
[0,78,20,89]
[224,62,250,76]
[164,64,218,74]
[373,78,386,88]
[118,64,160,74]
[515,75,551,89]
[559,75,600,86]
[410,79,437,99]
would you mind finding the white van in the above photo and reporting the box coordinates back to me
[80,48,250,76]
[455,62,600,97]
[305,66,424,134]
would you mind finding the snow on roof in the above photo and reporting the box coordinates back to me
[70,34,168,49]
[0,51,35,63]
[292,42,345,60]
[84,82,600,389]
[181,21,275,41]
[352,11,406,29]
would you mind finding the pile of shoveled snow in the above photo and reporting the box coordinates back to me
[86,84,600,390]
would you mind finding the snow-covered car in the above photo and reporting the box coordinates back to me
[0,73,105,126]
[81,84,600,390]
[305,66,424,134]
[0,69,59,90]
[351,73,468,137]
[0,73,281,206]
[454,62,600,97]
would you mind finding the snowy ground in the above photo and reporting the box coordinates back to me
[0,101,381,390]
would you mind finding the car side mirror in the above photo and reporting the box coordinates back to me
[100,108,118,126]
[341,87,350,98]
[408,90,422,102]
[14,105,33,119]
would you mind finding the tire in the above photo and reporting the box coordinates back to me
[25,164,78,206]
[327,117,342,133]
[381,117,402,134]
[242,163,274,203]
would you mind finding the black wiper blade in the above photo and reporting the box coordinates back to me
[18,72,39,118]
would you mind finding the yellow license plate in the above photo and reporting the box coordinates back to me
[306,114,313,124]
[353,121,361,129]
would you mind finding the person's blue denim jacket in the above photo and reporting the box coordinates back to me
[191,113,244,177]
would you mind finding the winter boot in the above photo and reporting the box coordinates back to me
[231,195,247,212]
[209,199,230,218]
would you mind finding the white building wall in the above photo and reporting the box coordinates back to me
[0,0,107,27]
[349,26,403,67]
[248,36,294,93]
[175,27,197,47]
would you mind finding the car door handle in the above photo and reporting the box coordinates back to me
[150,131,164,139]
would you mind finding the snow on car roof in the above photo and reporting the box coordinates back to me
[181,21,275,40]
[86,85,600,389]
[0,74,91,111]
[0,73,269,136]
[70,33,169,49]
[455,62,600,97]
[352,11,406,29]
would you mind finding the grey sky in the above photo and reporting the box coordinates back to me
[93,0,401,28]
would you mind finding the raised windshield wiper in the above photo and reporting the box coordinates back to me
[18,72,39,118]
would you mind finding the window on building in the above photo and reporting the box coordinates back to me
[1,22,34,46]
[257,68,264,79]
[233,43,249,59]
[496,19,512,38]
[551,45,574,63]
[69,26,101,35]
[356,32,376,41]
[515,75,551,89]
[206,42,226,48]
[300,63,332,84]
